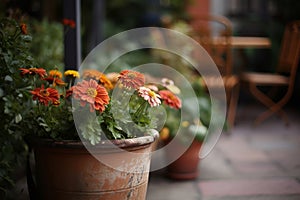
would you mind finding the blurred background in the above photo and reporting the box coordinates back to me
[1,0,300,103]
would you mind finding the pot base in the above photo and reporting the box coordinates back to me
[164,139,202,180]
[167,171,199,180]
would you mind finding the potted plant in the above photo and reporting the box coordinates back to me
[22,68,184,200]
[159,79,221,180]
[0,18,183,199]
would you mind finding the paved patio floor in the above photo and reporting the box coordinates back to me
[147,103,300,200]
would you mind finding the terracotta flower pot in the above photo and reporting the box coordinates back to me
[27,136,155,200]
[164,139,202,180]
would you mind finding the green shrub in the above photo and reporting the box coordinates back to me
[0,17,36,198]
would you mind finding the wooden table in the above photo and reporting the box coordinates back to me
[212,36,272,48]
[231,36,271,48]
[229,37,272,72]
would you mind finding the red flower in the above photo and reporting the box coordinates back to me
[159,90,182,109]
[62,18,76,28]
[68,20,76,28]
[65,88,73,98]
[20,23,27,34]
[62,18,69,25]
[43,77,66,87]
[20,68,47,78]
[72,79,110,112]
[31,85,60,106]
[118,70,145,89]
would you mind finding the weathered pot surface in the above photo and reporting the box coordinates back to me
[28,135,156,200]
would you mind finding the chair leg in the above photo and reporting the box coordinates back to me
[226,84,240,129]
[249,84,289,125]
[254,106,289,126]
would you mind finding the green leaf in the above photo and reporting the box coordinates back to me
[14,114,22,123]
[21,35,32,42]
[0,88,3,97]
[4,75,12,82]
[79,116,102,145]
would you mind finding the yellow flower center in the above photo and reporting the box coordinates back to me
[40,89,49,97]
[29,67,37,71]
[87,88,97,98]
[148,90,156,98]
[127,72,137,79]
[168,93,175,100]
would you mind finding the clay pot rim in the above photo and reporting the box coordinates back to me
[26,134,156,149]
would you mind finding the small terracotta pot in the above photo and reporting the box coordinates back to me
[28,136,155,200]
[164,139,202,180]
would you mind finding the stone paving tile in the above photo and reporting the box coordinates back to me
[147,170,200,200]
[225,149,270,163]
[199,147,237,180]
[202,194,300,200]
[198,178,300,197]
[147,105,300,200]
[215,134,272,164]
[265,150,300,176]
[231,161,284,177]
[248,134,300,151]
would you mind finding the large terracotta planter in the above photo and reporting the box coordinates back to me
[28,136,155,200]
[164,139,202,180]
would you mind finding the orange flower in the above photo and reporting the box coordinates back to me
[20,68,47,78]
[82,69,103,80]
[49,70,63,79]
[20,23,27,34]
[82,69,113,90]
[99,74,113,90]
[43,77,66,87]
[31,85,60,106]
[118,70,145,89]
[54,78,66,86]
[43,70,66,87]
[72,79,110,112]
[159,90,181,109]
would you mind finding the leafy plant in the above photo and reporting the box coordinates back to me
[0,17,35,198]
[20,68,182,145]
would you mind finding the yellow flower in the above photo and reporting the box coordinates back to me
[182,121,190,128]
[49,70,62,79]
[64,70,80,78]
[159,127,170,141]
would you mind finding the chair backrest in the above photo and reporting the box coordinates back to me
[190,15,233,77]
[277,20,300,80]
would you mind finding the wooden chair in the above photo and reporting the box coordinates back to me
[240,20,300,125]
[190,15,240,129]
